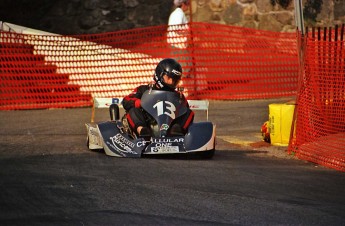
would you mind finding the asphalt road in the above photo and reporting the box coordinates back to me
[0,99,344,226]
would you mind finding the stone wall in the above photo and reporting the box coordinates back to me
[1,0,345,34]
[190,0,345,32]
[190,0,296,32]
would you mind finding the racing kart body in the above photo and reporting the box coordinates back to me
[85,90,216,158]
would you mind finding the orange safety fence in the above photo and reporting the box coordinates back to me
[289,25,345,172]
[0,22,299,110]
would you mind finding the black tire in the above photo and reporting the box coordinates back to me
[199,137,216,159]
[199,149,215,159]
[109,103,120,121]
[86,136,90,148]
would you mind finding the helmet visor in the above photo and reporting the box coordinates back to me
[162,74,181,89]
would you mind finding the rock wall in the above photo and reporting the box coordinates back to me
[191,0,345,32]
[1,0,344,34]
[192,0,296,32]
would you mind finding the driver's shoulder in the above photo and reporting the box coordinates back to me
[137,84,151,93]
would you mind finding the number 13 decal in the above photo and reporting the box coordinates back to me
[153,101,176,119]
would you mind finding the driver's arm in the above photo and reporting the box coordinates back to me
[122,85,147,111]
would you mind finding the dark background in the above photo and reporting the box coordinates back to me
[2,0,345,35]
[0,0,172,34]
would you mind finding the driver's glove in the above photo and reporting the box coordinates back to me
[134,99,141,108]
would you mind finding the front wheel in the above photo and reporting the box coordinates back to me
[199,149,215,159]
[86,136,90,148]
[198,137,216,159]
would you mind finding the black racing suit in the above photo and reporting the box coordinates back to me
[122,83,194,135]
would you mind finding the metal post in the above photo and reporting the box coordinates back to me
[289,0,305,153]
[294,0,305,35]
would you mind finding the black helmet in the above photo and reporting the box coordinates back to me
[154,58,182,90]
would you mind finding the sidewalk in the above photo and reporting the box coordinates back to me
[207,98,296,160]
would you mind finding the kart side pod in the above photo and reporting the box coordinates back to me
[185,122,216,152]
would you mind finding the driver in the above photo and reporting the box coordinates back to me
[122,58,194,138]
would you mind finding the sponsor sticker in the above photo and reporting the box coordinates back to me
[151,146,179,153]
[152,137,184,143]
[89,127,102,146]
[160,124,169,131]
[109,133,136,154]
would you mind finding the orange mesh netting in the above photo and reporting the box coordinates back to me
[290,26,345,172]
[1,22,299,110]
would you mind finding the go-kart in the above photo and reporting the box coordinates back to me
[85,89,216,158]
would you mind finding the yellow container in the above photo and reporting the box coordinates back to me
[268,103,295,146]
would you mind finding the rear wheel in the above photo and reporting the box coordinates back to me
[109,104,120,121]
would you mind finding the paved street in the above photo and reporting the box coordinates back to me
[0,99,344,225]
